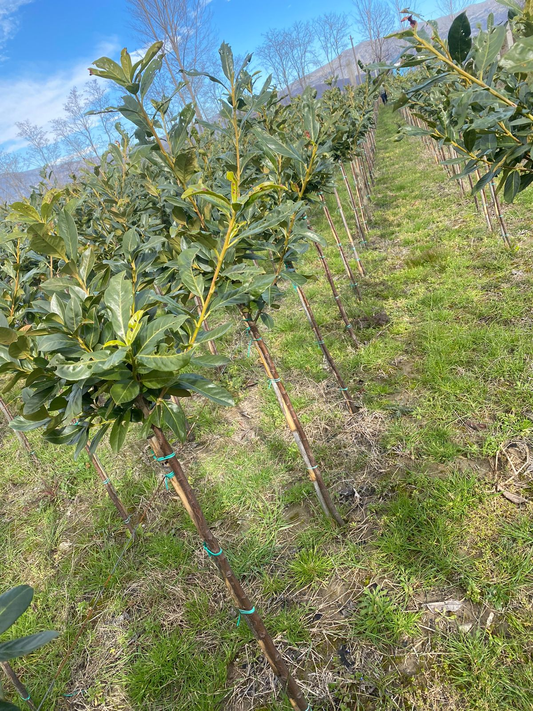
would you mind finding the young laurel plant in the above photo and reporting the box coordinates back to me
[0,585,58,711]
[3,194,235,455]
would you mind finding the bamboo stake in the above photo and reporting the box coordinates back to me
[488,180,512,248]
[142,409,311,711]
[313,243,359,348]
[86,447,135,535]
[293,284,358,414]
[1,662,37,710]
[319,194,362,300]
[350,160,371,226]
[339,163,367,244]
[333,186,366,276]
[241,312,344,526]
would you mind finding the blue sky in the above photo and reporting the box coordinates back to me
[0,0,448,156]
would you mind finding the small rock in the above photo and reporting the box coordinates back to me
[58,541,72,552]
[458,622,473,633]
[427,599,463,613]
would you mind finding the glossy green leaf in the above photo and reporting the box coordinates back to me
[136,351,191,372]
[162,400,187,440]
[0,586,33,635]
[500,36,533,73]
[177,373,234,407]
[109,410,131,453]
[57,210,78,261]
[0,631,59,662]
[504,171,521,202]
[110,380,140,405]
[104,273,133,341]
[137,315,188,355]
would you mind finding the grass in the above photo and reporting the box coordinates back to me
[1,106,533,709]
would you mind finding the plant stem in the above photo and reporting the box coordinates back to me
[0,662,36,710]
[86,446,135,535]
[293,284,359,414]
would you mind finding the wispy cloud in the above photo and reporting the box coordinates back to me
[0,38,121,153]
[0,0,33,55]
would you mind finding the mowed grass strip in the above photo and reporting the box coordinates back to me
[1,106,532,709]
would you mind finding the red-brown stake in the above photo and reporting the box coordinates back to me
[314,243,359,348]
[86,446,135,535]
[293,283,359,414]
[140,402,310,711]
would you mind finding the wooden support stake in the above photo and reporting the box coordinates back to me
[240,311,344,527]
[319,194,362,300]
[333,186,366,276]
[293,283,358,414]
[313,243,359,348]
[142,406,310,711]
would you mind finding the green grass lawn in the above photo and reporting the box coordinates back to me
[1,107,533,710]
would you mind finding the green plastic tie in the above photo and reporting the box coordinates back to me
[316,340,324,346]
[247,337,262,357]
[154,452,176,462]
[339,387,348,391]
[102,478,111,485]
[309,464,318,470]
[268,378,281,389]
[164,472,175,490]
[237,606,255,626]
[204,543,223,557]
[21,695,30,701]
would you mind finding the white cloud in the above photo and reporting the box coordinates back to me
[0,38,121,153]
[0,0,33,54]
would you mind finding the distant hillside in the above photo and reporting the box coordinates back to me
[291,0,510,97]
[0,0,511,203]
[0,160,85,205]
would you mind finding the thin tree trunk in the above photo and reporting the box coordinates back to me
[86,447,135,535]
[140,405,310,711]
[241,311,344,526]
[467,173,481,213]
[333,186,366,276]
[319,195,362,300]
[293,284,358,414]
[314,243,359,348]
[488,180,511,248]
[475,169,494,232]
[1,662,36,710]
[0,396,38,463]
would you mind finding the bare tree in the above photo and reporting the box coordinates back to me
[52,84,107,162]
[286,22,318,92]
[313,13,351,84]
[352,0,396,62]
[256,28,297,97]
[392,0,419,27]
[437,0,467,18]
[0,151,28,203]
[127,0,217,119]
[15,121,60,170]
